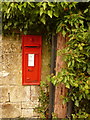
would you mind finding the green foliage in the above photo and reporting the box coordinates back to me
[34,81,49,118]
[48,3,90,119]
[2,2,78,36]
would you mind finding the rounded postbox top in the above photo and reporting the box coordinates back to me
[22,35,42,47]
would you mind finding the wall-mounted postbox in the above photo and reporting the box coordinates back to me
[22,35,42,85]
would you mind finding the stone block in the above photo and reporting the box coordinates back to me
[0,103,21,118]
[22,101,39,109]
[0,86,9,103]
[0,71,9,77]
[21,109,34,118]
[0,72,22,86]
[30,86,40,96]
[2,36,21,54]
[30,86,39,103]
[2,53,22,72]
[10,86,31,102]
[0,86,31,103]
[30,95,39,103]
[22,86,31,102]
[0,53,22,85]
[2,41,21,54]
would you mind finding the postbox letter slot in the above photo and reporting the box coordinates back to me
[28,69,33,72]
[25,46,40,48]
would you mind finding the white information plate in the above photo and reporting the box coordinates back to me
[28,54,34,66]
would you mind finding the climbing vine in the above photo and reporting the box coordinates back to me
[34,81,49,118]
[2,2,90,118]
[48,2,90,119]
[2,2,80,36]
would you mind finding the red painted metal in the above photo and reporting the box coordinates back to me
[22,35,42,85]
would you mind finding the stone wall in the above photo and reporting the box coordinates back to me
[0,35,51,118]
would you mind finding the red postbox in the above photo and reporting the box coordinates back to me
[22,35,42,85]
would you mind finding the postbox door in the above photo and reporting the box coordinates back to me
[25,53,39,84]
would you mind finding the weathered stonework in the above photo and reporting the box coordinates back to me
[21,101,39,109]
[21,109,33,118]
[0,86,9,103]
[9,86,31,102]
[0,103,21,118]
[0,35,51,118]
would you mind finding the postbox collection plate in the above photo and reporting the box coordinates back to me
[22,35,42,85]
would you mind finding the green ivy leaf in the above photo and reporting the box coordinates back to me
[40,7,44,16]
[75,100,79,107]
[66,83,70,88]
[85,90,89,94]
[23,3,27,8]
[48,2,55,7]
[79,46,83,50]
[84,9,88,13]
[68,61,71,67]
[42,3,47,10]
[4,25,8,30]
[7,8,10,13]
[28,3,35,8]
[54,10,59,17]
[48,10,53,18]
[56,25,61,33]
[40,15,46,24]
[62,30,66,37]
[79,95,83,101]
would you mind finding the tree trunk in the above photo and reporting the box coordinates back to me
[54,33,67,118]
